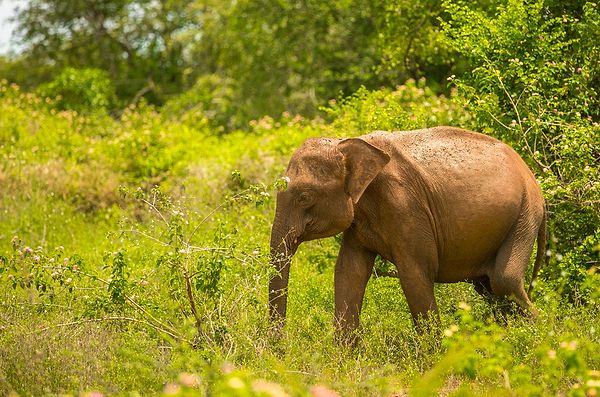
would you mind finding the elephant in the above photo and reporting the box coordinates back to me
[269,126,546,338]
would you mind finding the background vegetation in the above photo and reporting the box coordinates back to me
[0,0,598,395]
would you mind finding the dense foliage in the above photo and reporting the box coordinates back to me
[0,0,599,396]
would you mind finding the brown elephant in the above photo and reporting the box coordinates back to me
[269,126,546,337]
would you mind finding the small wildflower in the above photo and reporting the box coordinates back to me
[163,383,181,395]
[556,253,563,262]
[252,379,289,397]
[511,119,517,127]
[24,246,33,255]
[587,380,600,387]
[311,384,340,397]
[587,387,598,397]
[568,340,578,350]
[82,392,104,397]
[178,372,200,387]
[444,324,459,337]
[458,302,471,311]
[73,264,79,271]
[32,255,40,262]
[547,350,557,359]
[221,362,236,374]
[228,377,245,389]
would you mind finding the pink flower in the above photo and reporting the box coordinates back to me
[311,385,340,397]
[178,372,200,387]
[163,383,181,395]
[252,380,288,397]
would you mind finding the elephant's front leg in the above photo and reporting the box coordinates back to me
[334,230,376,343]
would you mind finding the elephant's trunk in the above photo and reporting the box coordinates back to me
[268,219,299,327]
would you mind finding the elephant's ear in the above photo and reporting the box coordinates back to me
[338,138,390,204]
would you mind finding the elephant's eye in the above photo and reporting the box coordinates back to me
[298,191,315,207]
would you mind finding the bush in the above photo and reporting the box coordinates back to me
[37,67,116,113]
[323,79,471,135]
[162,74,241,134]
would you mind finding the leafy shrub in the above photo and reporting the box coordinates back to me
[106,102,205,183]
[323,79,471,135]
[162,74,241,133]
[36,67,116,113]
[413,303,600,396]
[553,230,600,304]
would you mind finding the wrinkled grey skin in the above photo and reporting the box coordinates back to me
[269,127,546,338]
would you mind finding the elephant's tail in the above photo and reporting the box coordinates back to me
[527,205,548,297]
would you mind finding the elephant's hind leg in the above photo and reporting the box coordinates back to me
[489,218,538,312]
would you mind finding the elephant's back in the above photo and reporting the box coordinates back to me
[370,127,536,187]
[389,126,512,170]
[366,127,544,276]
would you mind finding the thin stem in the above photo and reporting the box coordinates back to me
[29,316,189,344]
[183,257,202,331]
[74,269,181,340]
[120,229,170,246]
[187,188,254,245]
[141,197,169,226]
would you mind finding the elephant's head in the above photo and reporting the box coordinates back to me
[269,137,390,326]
